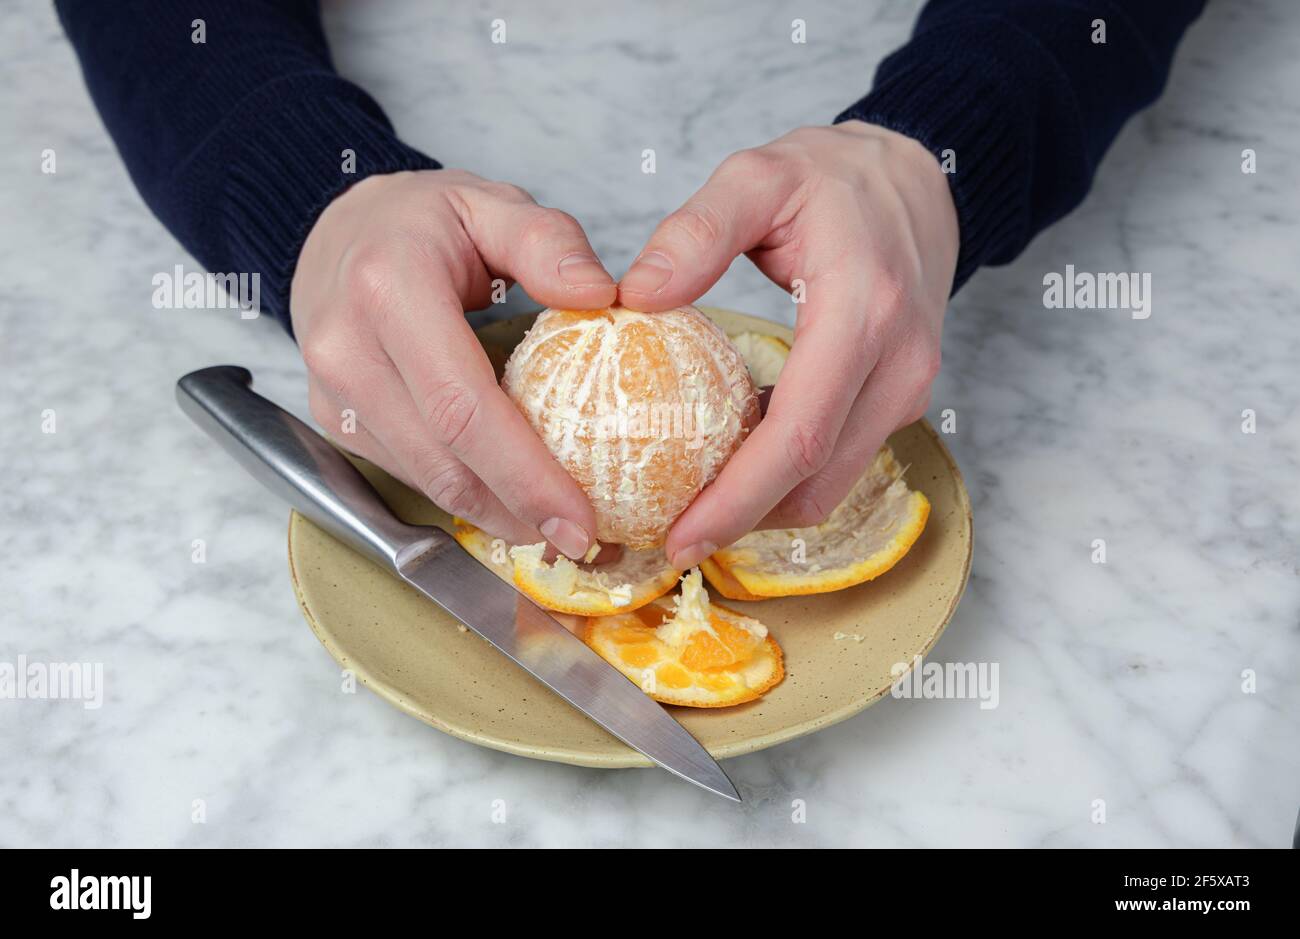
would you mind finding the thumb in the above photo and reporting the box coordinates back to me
[466,194,617,310]
[619,148,794,311]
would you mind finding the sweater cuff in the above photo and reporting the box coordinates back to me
[835,43,1029,294]
[221,76,441,336]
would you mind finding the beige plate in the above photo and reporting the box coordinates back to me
[287,308,973,767]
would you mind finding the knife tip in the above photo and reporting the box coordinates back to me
[673,762,742,803]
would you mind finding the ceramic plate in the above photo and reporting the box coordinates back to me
[286,308,973,767]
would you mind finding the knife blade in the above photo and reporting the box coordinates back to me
[176,365,739,802]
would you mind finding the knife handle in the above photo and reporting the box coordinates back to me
[176,365,441,571]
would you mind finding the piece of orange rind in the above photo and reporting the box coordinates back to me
[697,556,766,602]
[451,520,678,616]
[706,331,929,599]
[582,571,784,708]
[450,520,514,583]
[702,446,929,599]
[729,331,790,387]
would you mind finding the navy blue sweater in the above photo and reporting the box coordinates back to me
[58,1,1205,334]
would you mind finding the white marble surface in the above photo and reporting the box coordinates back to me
[2,0,1297,848]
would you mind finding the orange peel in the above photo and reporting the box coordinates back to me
[697,556,765,602]
[702,446,929,599]
[582,571,784,708]
[451,520,678,616]
[703,330,929,599]
[729,331,790,387]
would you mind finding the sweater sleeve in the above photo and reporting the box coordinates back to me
[835,0,1206,293]
[56,0,441,336]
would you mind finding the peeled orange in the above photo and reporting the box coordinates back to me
[502,306,759,548]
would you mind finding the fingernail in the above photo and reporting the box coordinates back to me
[540,517,590,560]
[557,253,612,288]
[670,540,717,571]
[622,251,674,294]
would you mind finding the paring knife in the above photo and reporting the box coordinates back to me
[175,365,740,802]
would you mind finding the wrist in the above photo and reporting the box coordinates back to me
[831,120,960,293]
[290,170,433,337]
[222,84,441,338]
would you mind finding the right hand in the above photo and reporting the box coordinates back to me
[290,169,615,559]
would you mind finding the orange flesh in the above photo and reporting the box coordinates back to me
[609,607,762,673]
[681,617,762,671]
[655,663,692,689]
[701,673,736,691]
[583,597,784,708]
[618,644,659,668]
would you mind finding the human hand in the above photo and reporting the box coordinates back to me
[290,169,616,558]
[618,122,959,570]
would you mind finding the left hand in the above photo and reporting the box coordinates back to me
[618,122,959,571]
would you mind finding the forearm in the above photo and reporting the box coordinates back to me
[57,0,440,333]
[837,0,1206,291]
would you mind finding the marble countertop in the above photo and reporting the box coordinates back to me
[2,0,1296,848]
